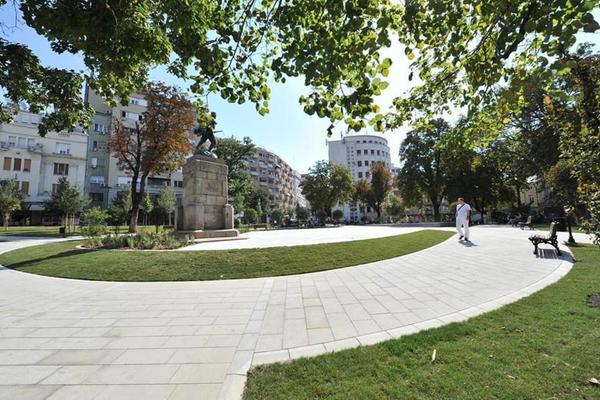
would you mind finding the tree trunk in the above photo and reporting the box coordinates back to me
[129,173,147,233]
[431,199,441,222]
[3,213,8,231]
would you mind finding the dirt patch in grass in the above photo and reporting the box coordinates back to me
[587,293,600,309]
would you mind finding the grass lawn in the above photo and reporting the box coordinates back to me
[532,223,586,233]
[0,225,158,237]
[0,226,82,237]
[243,244,600,400]
[0,230,452,281]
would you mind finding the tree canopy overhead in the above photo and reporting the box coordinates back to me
[388,0,600,128]
[1,0,396,135]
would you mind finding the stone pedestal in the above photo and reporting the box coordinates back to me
[178,155,238,239]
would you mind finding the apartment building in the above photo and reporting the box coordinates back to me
[328,134,394,222]
[0,111,87,224]
[84,87,185,208]
[244,147,305,210]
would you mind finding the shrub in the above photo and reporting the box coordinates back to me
[100,231,193,250]
[244,208,257,224]
[80,207,108,238]
[332,209,344,223]
[83,236,102,248]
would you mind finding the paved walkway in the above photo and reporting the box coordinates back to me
[0,227,575,400]
[181,225,438,250]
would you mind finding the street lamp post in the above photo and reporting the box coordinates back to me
[566,206,576,244]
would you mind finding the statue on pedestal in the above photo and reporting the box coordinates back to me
[194,111,219,158]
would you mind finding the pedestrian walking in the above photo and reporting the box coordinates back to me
[456,197,471,241]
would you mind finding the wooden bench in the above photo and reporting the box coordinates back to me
[253,223,268,230]
[529,222,561,256]
[519,215,534,230]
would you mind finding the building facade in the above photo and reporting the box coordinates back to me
[243,147,304,210]
[328,134,394,222]
[0,111,87,224]
[84,87,185,209]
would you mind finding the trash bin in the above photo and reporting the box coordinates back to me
[59,226,66,237]
[552,217,567,232]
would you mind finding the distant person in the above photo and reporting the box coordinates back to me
[456,197,471,241]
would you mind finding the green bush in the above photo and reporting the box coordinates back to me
[80,207,108,238]
[82,236,102,248]
[244,208,257,224]
[100,231,192,250]
[332,209,344,222]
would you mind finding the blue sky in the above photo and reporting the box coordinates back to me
[2,6,599,173]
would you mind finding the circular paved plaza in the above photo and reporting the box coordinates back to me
[0,227,577,399]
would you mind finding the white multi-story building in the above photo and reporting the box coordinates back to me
[0,111,87,224]
[328,134,394,222]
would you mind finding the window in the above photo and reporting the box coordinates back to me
[174,180,183,188]
[13,158,21,171]
[3,157,11,170]
[55,142,71,155]
[91,157,98,168]
[20,181,29,195]
[117,176,133,186]
[23,159,31,172]
[356,150,361,155]
[90,192,104,202]
[27,138,35,148]
[358,172,363,178]
[370,149,374,155]
[17,137,26,148]
[357,161,362,167]
[53,163,69,175]
[8,136,16,147]
[52,183,60,193]
[94,123,108,134]
[92,140,98,151]
[130,98,148,106]
[364,160,369,166]
[377,150,380,156]
[121,111,142,121]
[90,176,105,185]
[365,172,370,178]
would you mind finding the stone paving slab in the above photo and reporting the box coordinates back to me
[0,227,576,399]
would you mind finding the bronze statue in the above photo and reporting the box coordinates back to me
[194,112,219,157]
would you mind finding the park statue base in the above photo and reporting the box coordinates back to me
[176,154,238,239]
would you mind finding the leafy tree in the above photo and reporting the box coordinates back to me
[108,82,194,232]
[244,208,257,225]
[246,185,270,213]
[446,148,514,224]
[45,177,89,234]
[543,46,600,243]
[2,1,395,136]
[301,161,353,219]
[368,161,392,221]
[295,204,310,222]
[157,187,177,226]
[270,209,284,226]
[107,205,128,234]
[80,207,108,237]
[545,160,579,209]
[332,209,344,223]
[142,193,154,226]
[396,119,452,222]
[214,136,256,211]
[384,193,405,222]
[0,180,23,230]
[387,1,599,129]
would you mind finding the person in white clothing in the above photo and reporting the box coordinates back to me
[455,197,471,241]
